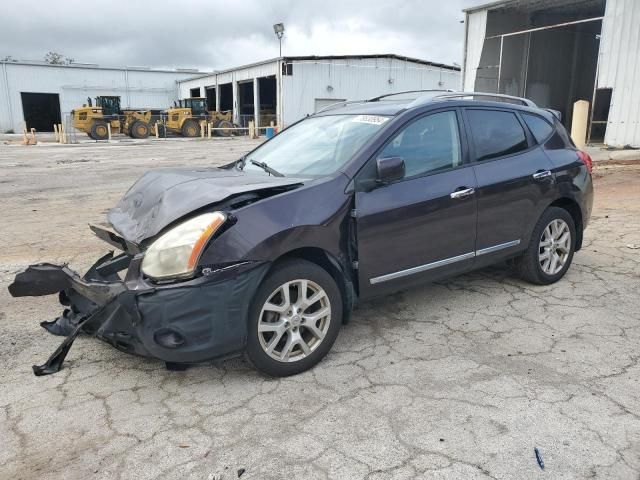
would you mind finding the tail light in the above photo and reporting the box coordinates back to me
[577,150,593,173]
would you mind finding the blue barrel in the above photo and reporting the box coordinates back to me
[265,127,275,139]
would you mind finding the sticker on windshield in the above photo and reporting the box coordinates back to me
[352,115,389,125]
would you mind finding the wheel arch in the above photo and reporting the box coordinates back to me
[270,247,357,324]
[548,197,584,251]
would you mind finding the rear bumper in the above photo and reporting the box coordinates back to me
[9,253,269,364]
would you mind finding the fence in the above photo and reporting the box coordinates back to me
[51,113,279,143]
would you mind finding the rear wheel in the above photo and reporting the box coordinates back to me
[214,119,233,137]
[246,259,343,376]
[90,121,109,140]
[129,121,150,139]
[515,206,576,285]
[181,119,200,137]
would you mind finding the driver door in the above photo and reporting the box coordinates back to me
[354,109,478,297]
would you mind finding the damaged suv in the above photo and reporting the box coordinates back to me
[9,91,593,377]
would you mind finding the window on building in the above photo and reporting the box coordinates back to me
[467,110,528,161]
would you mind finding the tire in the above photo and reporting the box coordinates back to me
[90,121,109,140]
[129,121,150,139]
[246,259,343,376]
[181,119,200,137]
[515,206,577,285]
[214,119,233,137]
[86,132,95,139]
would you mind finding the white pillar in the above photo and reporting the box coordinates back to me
[571,100,589,150]
[253,78,260,129]
[215,76,220,111]
[232,80,239,125]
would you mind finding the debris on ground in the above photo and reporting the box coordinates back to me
[534,447,545,470]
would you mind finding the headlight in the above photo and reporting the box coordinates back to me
[141,212,227,280]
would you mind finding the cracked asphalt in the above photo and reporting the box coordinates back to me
[1,137,639,479]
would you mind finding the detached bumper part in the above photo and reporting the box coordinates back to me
[9,253,269,376]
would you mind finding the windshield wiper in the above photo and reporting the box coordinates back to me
[250,160,285,177]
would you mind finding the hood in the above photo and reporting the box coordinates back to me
[107,167,303,243]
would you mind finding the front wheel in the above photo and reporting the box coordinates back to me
[129,121,150,139]
[515,206,576,285]
[246,259,343,376]
[181,119,200,137]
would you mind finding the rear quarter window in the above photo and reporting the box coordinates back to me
[466,109,528,162]
[522,113,554,144]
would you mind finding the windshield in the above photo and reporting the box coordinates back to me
[243,114,389,177]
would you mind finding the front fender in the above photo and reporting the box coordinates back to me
[199,174,353,266]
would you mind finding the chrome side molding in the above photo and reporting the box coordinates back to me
[369,239,521,284]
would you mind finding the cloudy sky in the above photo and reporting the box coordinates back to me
[0,0,486,71]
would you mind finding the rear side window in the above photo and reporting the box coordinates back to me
[522,113,554,144]
[467,109,528,162]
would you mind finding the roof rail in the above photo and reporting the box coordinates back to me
[433,92,537,108]
[315,89,456,114]
[369,89,455,102]
[315,99,370,114]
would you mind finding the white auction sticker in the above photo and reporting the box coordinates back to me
[352,115,390,125]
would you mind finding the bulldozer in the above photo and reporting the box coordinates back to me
[71,96,157,140]
[158,98,235,137]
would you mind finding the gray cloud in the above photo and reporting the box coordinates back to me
[0,0,486,71]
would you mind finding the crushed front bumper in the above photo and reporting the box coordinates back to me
[9,250,269,375]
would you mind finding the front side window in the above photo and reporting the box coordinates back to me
[243,114,389,177]
[378,110,462,178]
[467,109,528,161]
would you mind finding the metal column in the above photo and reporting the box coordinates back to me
[253,77,260,128]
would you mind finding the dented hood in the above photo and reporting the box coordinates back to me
[107,167,303,243]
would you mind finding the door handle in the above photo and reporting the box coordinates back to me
[450,187,475,199]
[532,170,552,180]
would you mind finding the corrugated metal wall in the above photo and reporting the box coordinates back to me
[178,57,460,128]
[0,63,197,132]
[282,57,460,126]
[598,0,640,147]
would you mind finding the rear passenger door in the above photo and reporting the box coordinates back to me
[463,108,556,261]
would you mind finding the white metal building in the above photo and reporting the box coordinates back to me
[462,0,640,147]
[0,61,204,132]
[177,55,461,129]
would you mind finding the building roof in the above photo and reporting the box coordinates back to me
[463,0,601,13]
[178,54,461,83]
[463,0,516,13]
[0,60,205,75]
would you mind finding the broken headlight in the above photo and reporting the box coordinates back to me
[141,212,227,280]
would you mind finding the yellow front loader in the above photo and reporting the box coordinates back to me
[158,98,235,137]
[71,96,156,140]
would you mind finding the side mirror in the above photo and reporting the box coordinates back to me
[376,156,405,183]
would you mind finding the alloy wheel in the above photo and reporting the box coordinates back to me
[258,279,331,362]
[538,218,571,275]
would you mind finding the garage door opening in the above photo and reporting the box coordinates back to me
[190,87,201,98]
[474,0,605,135]
[206,87,216,111]
[219,83,233,112]
[258,76,277,127]
[21,92,61,132]
[237,81,254,127]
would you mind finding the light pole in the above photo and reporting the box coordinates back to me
[273,23,285,57]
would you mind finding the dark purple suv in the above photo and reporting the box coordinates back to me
[10,91,594,377]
